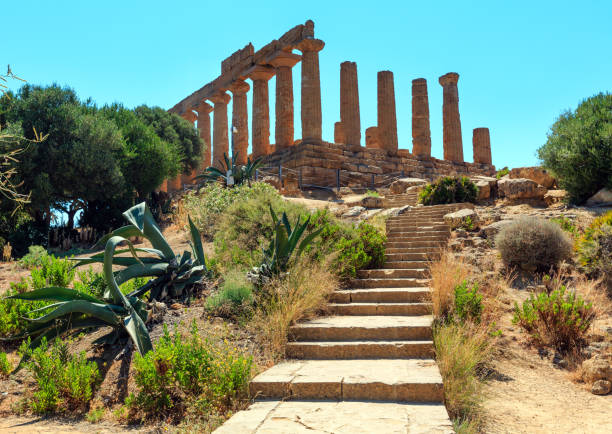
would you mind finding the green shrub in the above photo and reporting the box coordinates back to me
[537,93,612,204]
[0,352,12,377]
[30,254,76,289]
[454,281,482,323]
[550,215,578,236]
[513,286,594,353]
[495,167,509,179]
[21,337,100,414]
[206,270,254,317]
[495,217,573,271]
[126,323,252,422]
[577,217,612,289]
[364,190,380,198]
[419,176,478,205]
[334,223,386,277]
[0,281,48,338]
[18,245,48,269]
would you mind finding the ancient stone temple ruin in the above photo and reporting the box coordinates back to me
[165,20,495,192]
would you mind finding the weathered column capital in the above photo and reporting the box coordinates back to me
[196,100,213,114]
[268,51,301,69]
[296,38,325,53]
[248,65,275,82]
[209,91,231,105]
[439,72,459,87]
[181,110,197,123]
[228,79,250,95]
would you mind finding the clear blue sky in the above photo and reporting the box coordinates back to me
[4,0,611,168]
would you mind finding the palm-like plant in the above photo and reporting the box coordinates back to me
[248,206,322,286]
[196,153,263,187]
[7,202,207,360]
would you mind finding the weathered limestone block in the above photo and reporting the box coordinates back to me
[377,71,398,152]
[544,189,568,206]
[209,92,231,169]
[479,220,514,242]
[582,356,612,383]
[228,80,250,166]
[365,126,381,149]
[439,73,463,162]
[498,177,547,200]
[585,188,612,207]
[444,209,480,230]
[249,66,275,158]
[411,78,431,157]
[471,175,497,200]
[342,206,366,218]
[472,128,492,165]
[389,178,428,194]
[334,122,346,144]
[269,51,300,149]
[297,38,325,141]
[196,101,213,170]
[340,61,361,146]
[509,167,555,189]
[361,196,384,209]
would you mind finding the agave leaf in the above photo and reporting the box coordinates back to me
[93,226,142,250]
[297,226,324,256]
[104,236,138,305]
[72,254,162,268]
[24,300,124,326]
[281,212,292,235]
[188,216,206,267]
[114,263,169,287]
[124,312,153,355]
[269,205,278,225]
[6,287,103,304]
[122,202,175,260]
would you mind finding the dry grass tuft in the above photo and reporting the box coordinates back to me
[429,249,472,318]
[254,258,337,362]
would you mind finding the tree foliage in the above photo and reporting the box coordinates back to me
[538,93,612,204]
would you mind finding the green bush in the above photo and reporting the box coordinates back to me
[0,352,12,377]
[576,213,612,289]
[30,254,76,289]
[334,223,386,277]
[206,270,254,317]
[419,177,478,205]
[550,215,578,237]
[495,217,573,271]
[537,93,612,204]
[495,167,509,179]
[18,245,48,269]
[0,281,48,338]
[21,337,100,414]
[126,323,252,422]
[454,281,482,323]
[513,286,594,353]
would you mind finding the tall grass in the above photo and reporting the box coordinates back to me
[429,250,471,318]
[255,258,336,361]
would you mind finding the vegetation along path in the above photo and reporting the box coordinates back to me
[216,204,466,433]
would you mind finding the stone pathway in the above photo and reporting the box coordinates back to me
[382,190,419,208]
[216,204,464,433]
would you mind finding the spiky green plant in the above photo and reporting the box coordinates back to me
[5,202,207,362]
[248,206,322,286]
[196,153,263,187]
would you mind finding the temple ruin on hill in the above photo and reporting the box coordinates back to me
[164,20,494,192]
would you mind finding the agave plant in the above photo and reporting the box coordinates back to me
[196,153,263,187]
[6,202,207,360]
[247,206,322,286]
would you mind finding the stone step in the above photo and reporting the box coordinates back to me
[385,247,443,255]
[289,315,433,341]
[357,268,427,278]
[286,340,434,359]
[214,400,453,433]
[388,235,449,242]
[329,302,431,316]
[249,359,444,402]
[385,252,436,261]
[384,260,431,269]
[387,224,448,231]
[386,241,446,248]
[350,277,429,288]
[386,230,450,237]
[330,287,430,303]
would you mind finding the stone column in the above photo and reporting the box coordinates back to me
[340,61,361,146]
[228,80,250,166]
[473,127,492,165]
[377,71,398,152]
[439,72,464,162]
[196,101,213,171]
[334,122,345,144]
[365,126,381,149]
[411,78,431,157]
[209,92,231,169]
[269,52,301,149]
[249,65,275,158]
[297,38,325,142]
[179,110,197,186]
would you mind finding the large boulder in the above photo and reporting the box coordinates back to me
[498,178,547,200]
[471,175,497,200]
[586,188,612,207]
[444,208,480,230]
[544,189,568,206]
[509,166,556,189]
[342,206,366,218]
[389,178,428,194]
[361,196,384,209]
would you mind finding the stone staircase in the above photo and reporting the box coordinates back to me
[215,204,463,433]
[382,190,419,208]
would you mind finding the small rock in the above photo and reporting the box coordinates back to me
[361,196,384,209]
[586,188,612,207]
[454,229,468,238]
[170,302,183,310]
[342,206,366,218]
[544,189,568,206]
[592,380,611,395]
[582,356,612,382]
[444,208,480,230]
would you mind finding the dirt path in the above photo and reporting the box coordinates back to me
[0,416,148,433]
